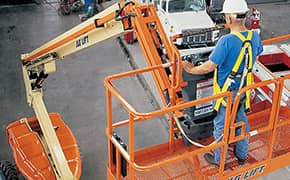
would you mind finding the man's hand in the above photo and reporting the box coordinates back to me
[182,61,195,74]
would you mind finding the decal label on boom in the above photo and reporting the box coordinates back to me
[228,164,266,180]
[76,35,89,48]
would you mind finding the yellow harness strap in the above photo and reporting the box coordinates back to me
[214,31,253,112]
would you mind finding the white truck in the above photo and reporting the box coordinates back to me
[147,0,221,126]
[139,0,222,123]
[155,0,220,49]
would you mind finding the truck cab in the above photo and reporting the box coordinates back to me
[156,0,220,49]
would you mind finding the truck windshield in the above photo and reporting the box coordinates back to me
[168,0,205,12]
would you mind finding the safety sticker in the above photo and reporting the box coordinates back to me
[194,106,213,117]
[195,78,213,111]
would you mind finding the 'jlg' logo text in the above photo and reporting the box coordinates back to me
[76,35,89,48]
[228,164,266,180]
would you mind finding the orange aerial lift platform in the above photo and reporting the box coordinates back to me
[2,0,290,180]
[104,41,290,180]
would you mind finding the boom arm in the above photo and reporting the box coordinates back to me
[21,1,181,179]
[21,4,132,179]
[22,3,128,68]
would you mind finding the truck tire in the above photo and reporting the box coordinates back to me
[0,161,18,180]
[59,0,71,15]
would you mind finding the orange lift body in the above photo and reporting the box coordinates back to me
[6,113,81,179]
[102,2,290,180]
[105,39,290,180]
[105,52,290,180]
[4,0,290,179]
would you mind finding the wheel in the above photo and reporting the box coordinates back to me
[0,161,18,180]
[59,0,71,15]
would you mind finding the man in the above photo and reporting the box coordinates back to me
[81,0,98,21]
[182,0,263,167]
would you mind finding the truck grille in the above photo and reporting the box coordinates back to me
[181,30,212,45]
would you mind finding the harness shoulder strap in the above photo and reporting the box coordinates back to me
[231,31,253,72]
[214,31,254,112]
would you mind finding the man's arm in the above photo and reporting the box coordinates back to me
[182,60,217,75]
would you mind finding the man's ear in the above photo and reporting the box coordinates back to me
[225,15,231,25]
[228,16,232,24]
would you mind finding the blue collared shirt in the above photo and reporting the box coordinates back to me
[209,31,263,89]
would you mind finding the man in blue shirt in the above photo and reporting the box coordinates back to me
[182,0,263,167]
[81,0,98,21]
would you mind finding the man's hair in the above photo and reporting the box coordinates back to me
[226,13,247,25]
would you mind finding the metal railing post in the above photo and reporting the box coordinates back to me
[107,89,113,170]
[128,113,135,179]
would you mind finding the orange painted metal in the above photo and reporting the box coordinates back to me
[22,22,96,63]
[105,66,290,180]
[14,0,290,179]
[102,2,290,178]
[104,63,232,179]
[95,11,116,27]
[262,34,290,45]
[6,113,81,180]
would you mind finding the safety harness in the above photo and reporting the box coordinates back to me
[213,30,253,112]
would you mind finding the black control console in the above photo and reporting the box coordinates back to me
[179,48,216,145]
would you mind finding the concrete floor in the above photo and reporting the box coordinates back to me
[0,1,290,180]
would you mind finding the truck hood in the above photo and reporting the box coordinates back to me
[168,11,215,33]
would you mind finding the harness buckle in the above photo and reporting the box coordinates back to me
[229,71,237,79]
[225,78,235,87]
[242,40,252,47]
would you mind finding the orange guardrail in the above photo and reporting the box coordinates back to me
[105,66,290,179]
[104,64,233,179]
[229,79,281,144]
[104,4,290,179]
[262,34,290,45]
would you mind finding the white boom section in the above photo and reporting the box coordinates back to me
[22,66,76,179]
[21,3,130,179]
[22,3,128,68]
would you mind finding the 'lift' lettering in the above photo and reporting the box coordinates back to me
[76,35,89,48]
[228,164,266,180]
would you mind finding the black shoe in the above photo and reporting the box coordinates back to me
[204,153,219,166]
[233,146,246,165]
[204,153,227,170]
